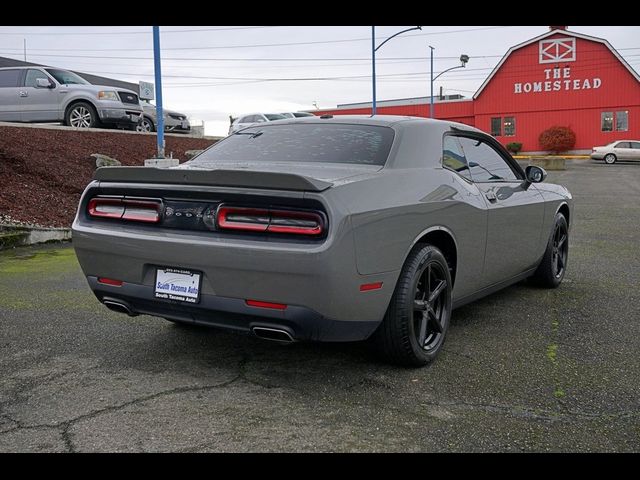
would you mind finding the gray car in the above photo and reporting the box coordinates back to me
[0,66,142,129]
[137,100,191,134]
[72,116,572,366]
[590,140,640,164]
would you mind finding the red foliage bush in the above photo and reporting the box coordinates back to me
[538,126,576,153]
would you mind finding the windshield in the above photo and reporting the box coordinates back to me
[189,123,395,166]
[45,69,90,85]
[264,114,287,121]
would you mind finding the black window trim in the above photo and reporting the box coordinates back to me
[446,127,525,183]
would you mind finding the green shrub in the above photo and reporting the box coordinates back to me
[538,126,576,154]
[506,142,523,154]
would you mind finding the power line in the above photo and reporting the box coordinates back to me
[0,26,284,36]
[2,47,638,62]
[0,26,517,51]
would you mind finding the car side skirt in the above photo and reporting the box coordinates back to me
[452,267,537,310]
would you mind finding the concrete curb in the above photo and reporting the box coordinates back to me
[0,225,72,250]
[0,121,223,141]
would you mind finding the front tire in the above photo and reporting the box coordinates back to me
[373,244,452,367]
[66,102,98,128]
[604,153,617,164]
[530,213,569,288]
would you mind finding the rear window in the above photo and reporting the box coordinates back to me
[190,123,395,166]
[264,114,286,121]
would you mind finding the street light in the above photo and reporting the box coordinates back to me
[429,48,469,118]
[372,25,422,116]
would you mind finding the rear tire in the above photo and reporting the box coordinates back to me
[530,213,569,288]
[136,116,155,133]
[373,244,452,367]
[65,102,99,128]
[604,153,617,164]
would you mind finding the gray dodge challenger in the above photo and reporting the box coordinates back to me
[72,116,572,366]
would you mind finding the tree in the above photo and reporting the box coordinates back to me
[538,126,576,154]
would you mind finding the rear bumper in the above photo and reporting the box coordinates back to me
[88,276,379,341]
[72,218,398,341]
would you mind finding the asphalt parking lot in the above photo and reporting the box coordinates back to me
[1,160,639,452]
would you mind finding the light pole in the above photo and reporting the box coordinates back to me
[372,25,422,116]
[430,49,469,118]
[153,26,165,158]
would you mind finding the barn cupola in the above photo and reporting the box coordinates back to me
[549,26,568,30]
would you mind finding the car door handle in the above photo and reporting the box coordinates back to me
[485,191,497,202]
[18,91,28,97]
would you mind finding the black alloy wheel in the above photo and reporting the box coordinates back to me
[531,212,569,288]
[374,244,452,367]
[551,219,568,280]
[413,260,449,352]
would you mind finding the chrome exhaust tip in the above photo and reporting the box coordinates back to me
[103,300,136,317]
[252,326,295,343]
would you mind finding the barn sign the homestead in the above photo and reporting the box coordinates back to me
[316,27,640,154]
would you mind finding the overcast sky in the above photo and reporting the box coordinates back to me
[0,26,638,136]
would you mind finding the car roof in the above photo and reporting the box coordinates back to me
[0,66,46,70]
[245,114,480,132]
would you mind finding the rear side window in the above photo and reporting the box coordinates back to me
[0,69,20,88]
[442,136,472,181]
[616,142,631,149]
[190,123,395,166]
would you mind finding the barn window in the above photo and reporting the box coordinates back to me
[503,117,516,136]
[601,112,613,132]
[491,117,502,136]
[616,111,628,132]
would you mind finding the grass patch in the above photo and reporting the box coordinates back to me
[0,247,77,275]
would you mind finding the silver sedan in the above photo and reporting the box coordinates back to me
[591,140,640,164]
[136,101,191,134]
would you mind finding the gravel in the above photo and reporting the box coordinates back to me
[0,125,216,228]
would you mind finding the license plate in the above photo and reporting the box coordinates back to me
[131,114,140,122]
[154,267,201,304]
[181,120,189,129]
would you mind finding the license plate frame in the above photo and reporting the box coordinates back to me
[154,267,202,304]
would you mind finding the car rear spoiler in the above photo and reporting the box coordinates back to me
[94,167,333,192]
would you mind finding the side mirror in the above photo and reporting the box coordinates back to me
[525,165,547,183]
[36,78,54,88]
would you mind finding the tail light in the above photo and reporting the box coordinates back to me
[217,205,325,236]
[88,197,161,223]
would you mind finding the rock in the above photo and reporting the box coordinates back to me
[91,153,121,167]
[184,150,204,160]
[144,158,180,168]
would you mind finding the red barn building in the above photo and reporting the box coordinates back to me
[316,27,640,154]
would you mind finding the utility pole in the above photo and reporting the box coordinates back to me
[152,26,165,159]
[23,39,26,62]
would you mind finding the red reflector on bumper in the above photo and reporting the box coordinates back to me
[246,299,288,310]
[360,282,383,292]
[98,277,123,287]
